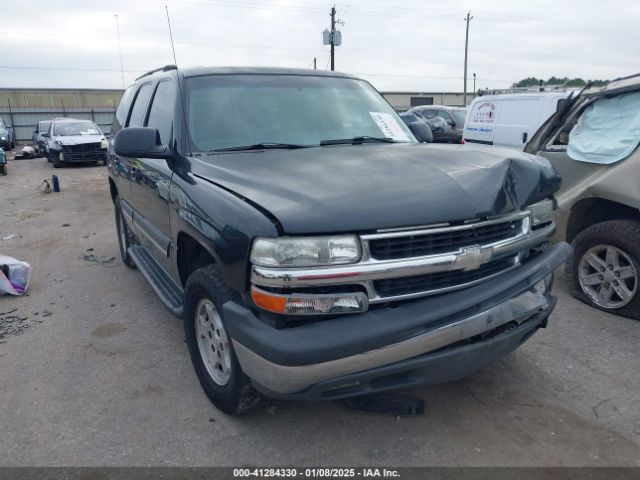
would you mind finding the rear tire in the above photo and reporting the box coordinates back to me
[566,220,640,320]
[184,264,263,414]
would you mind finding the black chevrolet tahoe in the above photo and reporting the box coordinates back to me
[108,65,572,414]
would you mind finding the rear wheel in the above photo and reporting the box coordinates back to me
[184,264,263,414]
[566,220,640,320]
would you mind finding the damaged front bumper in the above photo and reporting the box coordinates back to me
[223,242,572,400]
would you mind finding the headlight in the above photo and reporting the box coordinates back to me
[251,235,361,267]
[529,199,555,227]
[54,140,64,148]
[101,138,108,148]
[0,136,6,141]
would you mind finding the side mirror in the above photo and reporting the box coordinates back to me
[114,127,171,159]
[408,122,433,143]
[447,120,456,127]
[41,132,50,138]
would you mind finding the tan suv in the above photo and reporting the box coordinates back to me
[526,73,640,320]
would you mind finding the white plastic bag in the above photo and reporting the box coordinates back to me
[0,255,33,296]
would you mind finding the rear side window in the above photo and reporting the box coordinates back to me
[112,86,135,133]
[498,98,543,126]
[146,80,176,145]
[127,83,153,127]
[419,109,438,118]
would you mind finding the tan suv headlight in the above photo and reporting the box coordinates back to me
[529,199,555,227]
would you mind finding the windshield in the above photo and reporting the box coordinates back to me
[185,74,415,152]
[451,109,467,124]
[53,121,101,136]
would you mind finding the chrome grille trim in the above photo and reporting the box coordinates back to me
[250,211,556,304]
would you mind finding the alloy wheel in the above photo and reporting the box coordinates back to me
[195,298,232,386]
[578,244,638,309]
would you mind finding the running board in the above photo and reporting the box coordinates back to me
[128,245,184,317]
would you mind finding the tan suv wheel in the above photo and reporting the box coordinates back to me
[566,220,640,320]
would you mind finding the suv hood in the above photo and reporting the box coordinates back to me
[53,134,104,145]
[191,143,560,234]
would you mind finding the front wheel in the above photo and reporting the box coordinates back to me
[566,220,640,320]
[114,196,136,268]
[184,265,263,414]
[51,152,63,168]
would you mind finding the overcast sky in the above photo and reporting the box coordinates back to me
[1,0,638,92]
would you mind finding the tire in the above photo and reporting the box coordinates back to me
[52,152,63,168]
[184,264,263,414]
[565,220,640,320]
[114,196,136,268]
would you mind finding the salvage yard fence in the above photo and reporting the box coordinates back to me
[0,104,116,145]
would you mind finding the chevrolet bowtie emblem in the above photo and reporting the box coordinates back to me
[454,245,494,271]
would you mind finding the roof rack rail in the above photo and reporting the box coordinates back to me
[135,65,177,81]
[477,83,576,97]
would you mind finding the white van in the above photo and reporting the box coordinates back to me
[463,91,573,149]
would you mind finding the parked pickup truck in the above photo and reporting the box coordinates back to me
[109,66,571,414]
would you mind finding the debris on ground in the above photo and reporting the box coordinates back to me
[82,254,117,266]
[12,146,36,160]
[0,308,50,343]
[0,255,33,295]
[1,234,16,241]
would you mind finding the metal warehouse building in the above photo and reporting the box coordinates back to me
[381,91,476,111]
[0,88,124,143]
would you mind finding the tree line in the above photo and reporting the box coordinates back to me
[512,76,609,88]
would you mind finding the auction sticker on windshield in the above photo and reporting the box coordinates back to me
[369,112,411,141]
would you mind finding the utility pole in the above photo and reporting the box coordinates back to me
[463,11,473,106]
[114,14,125,89]
[473,72,476,93]
[330,6,336,71]
[314,57,317,70]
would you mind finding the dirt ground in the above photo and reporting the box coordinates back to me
[0,157,639,467]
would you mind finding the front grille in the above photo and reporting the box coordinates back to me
[373,257,515,297]
[64,142,101,153]
[369,219,521,260]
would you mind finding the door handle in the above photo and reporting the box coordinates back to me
[522,132,528,143]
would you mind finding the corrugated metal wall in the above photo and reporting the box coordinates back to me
[0,107,116,143]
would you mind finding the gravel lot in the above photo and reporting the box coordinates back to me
[0,156,639,467]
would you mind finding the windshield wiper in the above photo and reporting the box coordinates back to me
[209,142,312,153]
[320,136,399,146]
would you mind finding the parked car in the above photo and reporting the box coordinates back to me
[32,120,52,154]
[109,65,570,414]
[0,118,15,151]
[0,148,7,175]
[399,112,433,143]
[525,73,640,319]
[465,91,572,149]
[409,106,467,143]
[43,118,108,168]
